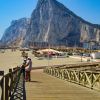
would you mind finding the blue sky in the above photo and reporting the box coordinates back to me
[0,0,100,39]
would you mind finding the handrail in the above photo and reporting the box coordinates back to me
[44,65,100,91]
[0,67,21,100]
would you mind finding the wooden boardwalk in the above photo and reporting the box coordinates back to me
[26,70,100,100]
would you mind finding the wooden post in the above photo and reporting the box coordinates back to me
[69,70,71,82]
[13,68,17,79]
[0,71,4,100]
[78,71,80,85]
[91,72,93,89]
[84,72,86,86]
[9,69,13,97]
[5,75,9,100]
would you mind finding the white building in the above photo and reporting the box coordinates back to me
[91,52,100,59]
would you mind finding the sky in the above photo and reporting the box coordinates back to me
[0,0,100,39]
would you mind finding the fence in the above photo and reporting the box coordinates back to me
[44,64,100,91]
[0,71,4,100]
[0,67,21,100]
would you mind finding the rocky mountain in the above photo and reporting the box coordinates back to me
[24,0,100,47]
[1,0,100,47]
[1,18,30,47]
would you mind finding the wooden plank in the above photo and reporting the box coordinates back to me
[26,70,100,100]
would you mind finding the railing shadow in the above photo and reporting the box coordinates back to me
[10,73,26,100]
[1,67,27,100]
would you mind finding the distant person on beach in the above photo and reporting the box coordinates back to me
[21,51,25,57]
[21,51,28,58]
[25,57,32,82]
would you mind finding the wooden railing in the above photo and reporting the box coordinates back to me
[0,67,21,100]
[44,65,100,91]
[0,71,4,100]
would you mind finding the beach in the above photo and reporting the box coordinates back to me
[0,49,86,74]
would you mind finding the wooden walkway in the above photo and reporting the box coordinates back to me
[26,70,100,100]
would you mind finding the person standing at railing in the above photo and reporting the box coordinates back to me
[21,59,27,79]
[25,57,32,82]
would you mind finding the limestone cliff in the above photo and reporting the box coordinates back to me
[1,18,30,47]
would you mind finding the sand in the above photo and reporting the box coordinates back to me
[0,49,23,74]
[0,49,97,96]
[0,49,86,74]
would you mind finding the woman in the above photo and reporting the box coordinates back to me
[25,57,32,82]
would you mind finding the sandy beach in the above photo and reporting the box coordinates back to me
[0,49,86,74]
